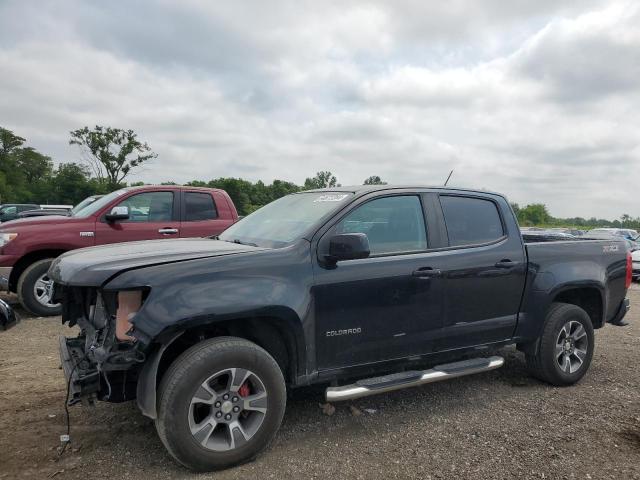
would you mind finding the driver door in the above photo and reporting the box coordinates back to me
[313,194,444,370]
[94,190,180,245]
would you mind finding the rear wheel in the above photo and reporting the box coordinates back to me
[156,337,286,471]
[526,302,594,386]
[17,258,61,317]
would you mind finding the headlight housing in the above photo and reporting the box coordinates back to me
[0,233,18,247]
[115,289,146,341]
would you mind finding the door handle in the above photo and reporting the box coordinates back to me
[158,228,179,235]
[412,267,442,278]
[494,259,516,268]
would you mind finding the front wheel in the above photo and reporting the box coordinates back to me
[156,337,286,471]
[17,258,62,317]
[526,302,594,386]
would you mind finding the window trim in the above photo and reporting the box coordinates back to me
[99,190,177,224]
[437,193,508,250]
[316,192,430,261]
[181,190,219,222]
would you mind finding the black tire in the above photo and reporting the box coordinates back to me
[16,258,62,317]
[526,302,594,386]
[156,337,286,471]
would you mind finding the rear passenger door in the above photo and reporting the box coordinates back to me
[179,191,228,238]
[432,194,526,350]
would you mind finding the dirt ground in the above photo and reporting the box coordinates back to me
[1,287,639,480]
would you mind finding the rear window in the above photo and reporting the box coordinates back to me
[184,192,217,221]
[440,196,504,246]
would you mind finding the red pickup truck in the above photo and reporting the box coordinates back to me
[0,185,238,316]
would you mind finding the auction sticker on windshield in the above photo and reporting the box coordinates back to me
[314,194,350,202]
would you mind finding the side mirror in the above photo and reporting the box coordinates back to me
[326,233,370,264]
[105,205,129,222]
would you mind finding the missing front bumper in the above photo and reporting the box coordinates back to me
[58,336,100,405]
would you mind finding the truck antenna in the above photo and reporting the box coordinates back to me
[444,169,454,186]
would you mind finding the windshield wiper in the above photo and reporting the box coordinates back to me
[213,236,258,247]
[232,238,258,247]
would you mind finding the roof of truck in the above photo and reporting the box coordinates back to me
[301,185,505,197]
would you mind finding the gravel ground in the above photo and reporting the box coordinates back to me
[1,287,639,480]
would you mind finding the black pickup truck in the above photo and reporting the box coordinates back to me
[1,185,632,471]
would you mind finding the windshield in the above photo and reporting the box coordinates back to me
[219,192,354,248]
[72,189,130,218]
[70,195,101,216]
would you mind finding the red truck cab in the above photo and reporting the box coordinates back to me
[0,185,238,316]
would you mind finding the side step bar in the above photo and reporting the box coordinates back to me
[325,356,504,402]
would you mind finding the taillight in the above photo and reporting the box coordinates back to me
[625,252,632,289]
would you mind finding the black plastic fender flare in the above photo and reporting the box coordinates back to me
[136,331,184,419]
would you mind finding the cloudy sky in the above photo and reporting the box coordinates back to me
[1,1,638,218]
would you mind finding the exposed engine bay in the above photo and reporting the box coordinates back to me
[58,286,146,404]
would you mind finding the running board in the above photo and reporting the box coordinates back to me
[325,356,504,402]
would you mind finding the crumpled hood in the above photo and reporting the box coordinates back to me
[49,238,266,287]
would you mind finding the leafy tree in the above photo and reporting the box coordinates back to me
[0,127,31,202]
[206,177,254,216]
[45,163,96,205]
[268,179,299,200]
[363,175,387,185]
[621,214,631,227]
[69,126,157,190]
[0,127,25,159]
[304,171,338,190]
[517,203,551,226]
[15,147,53,183]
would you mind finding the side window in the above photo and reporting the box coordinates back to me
[184,192,218,221]
[440,195,504,246]
[114,192,174,223]
[335,196,427,255]
[2,206,17,215]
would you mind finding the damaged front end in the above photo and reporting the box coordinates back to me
[57,286,148,405]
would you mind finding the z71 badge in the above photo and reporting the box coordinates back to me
[603,244,619,253]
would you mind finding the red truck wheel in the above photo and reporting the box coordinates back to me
[17,258,62,317]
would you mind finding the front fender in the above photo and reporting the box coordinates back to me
[136,331,183,419]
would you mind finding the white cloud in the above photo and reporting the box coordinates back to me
[0,0,638,218]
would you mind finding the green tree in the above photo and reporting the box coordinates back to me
[69,126,157,190]
[15,147,53,183]
[517,203,551,226]
[363,175,386,185]
[304,171,338,190]
[621,214,631,227]
[0,127,31,202]
[267,179,299,200]
[46,163,95,205]
[0,127,25,158]
[206,177,254,216]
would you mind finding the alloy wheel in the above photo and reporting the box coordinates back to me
[33,273,60,308]
[555,320,589,374]
[188,368,268,452]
